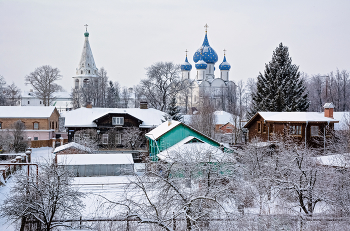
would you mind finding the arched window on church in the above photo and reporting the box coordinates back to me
[75,79,79,89]
[88,70,90,74]
[83,79,89,87]
[81,70,83,74]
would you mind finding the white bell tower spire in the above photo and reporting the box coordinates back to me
[73,25,99,89]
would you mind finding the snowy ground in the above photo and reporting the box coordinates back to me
[0,147,54,230]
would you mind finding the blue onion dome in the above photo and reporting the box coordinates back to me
[195,59,207,70]
[181,56,192,71]
[219,55,231,70]
[193,33,218,64]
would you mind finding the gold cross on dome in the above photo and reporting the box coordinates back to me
[84,24,88,31]
[204,24,209,33]
[223,49,227,56]
[185,49,188,57]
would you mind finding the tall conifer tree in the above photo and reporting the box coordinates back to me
[250,43,309,117]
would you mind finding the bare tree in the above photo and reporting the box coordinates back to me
[0,163,85,231]
[105,145,236,230]
[0,75,7,105]
[4,82,21,106]
[140,62,184,111]
[121,127,143,150]
[120,86,131,108]
[74,129,99,151]
[189,94,216,138]
[25,65,63,106]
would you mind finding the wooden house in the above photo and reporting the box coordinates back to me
[64,102,165,149]
[243,103,339,147]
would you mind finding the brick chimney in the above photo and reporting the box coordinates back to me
[85,102,92,109]
[323,103,334,118]
[140,101,148,109]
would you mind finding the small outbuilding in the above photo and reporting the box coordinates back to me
[56,153,134,177]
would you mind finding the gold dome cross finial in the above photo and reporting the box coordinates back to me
[185,49,188,57]
[223,49,227,56]
[204,23,209,33]
[84,24,88,32]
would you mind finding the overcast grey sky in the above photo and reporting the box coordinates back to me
[0,0,349,91]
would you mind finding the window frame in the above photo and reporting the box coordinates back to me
[257,121,262,133]
[311,126,320,137]
[116,133,122,144]
[112,117,124,126]
[102,134,109,144]
[33,122,39,130]
[290,125,302,136]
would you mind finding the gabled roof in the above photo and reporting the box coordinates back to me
[53,142,92,154]
[64,107,165,128]
[0,106,57,118]
[157,136,225,163]
[145,120,181,140]
[244,112,339,128]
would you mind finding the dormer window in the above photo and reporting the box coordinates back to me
[112,117,124,126]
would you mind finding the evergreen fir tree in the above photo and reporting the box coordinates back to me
[164,97,183,121]
[250,43,309,117]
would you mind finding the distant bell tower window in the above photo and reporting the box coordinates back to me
[28,101,30,104]
[88,70,90,74]
[81,70,83,74]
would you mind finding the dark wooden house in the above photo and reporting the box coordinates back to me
[244,103,339,147]
[64,103,165,150]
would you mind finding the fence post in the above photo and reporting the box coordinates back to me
[173,212,176,231]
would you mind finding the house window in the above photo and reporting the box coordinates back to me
[56,122,57,129]
[88,70,90,74]
[75,79,79,89]
[112,117,124,126]
[116,134,122,144]
[40,101,42,104]
[33,122,39,130]
[74,134,80,142]
[52,122,55,130]
[34,137,38,141]
[290,125,302,136]
[262,123,267,133]
[257,121,261,133]
[0,122,2,129]
[102,134,108,144]
[311,126,319,137]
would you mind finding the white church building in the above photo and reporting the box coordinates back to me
[178,26,235,112]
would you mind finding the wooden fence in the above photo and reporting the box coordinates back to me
[30,139,68,148]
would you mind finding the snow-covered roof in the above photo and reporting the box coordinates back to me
[145,120,181,140]
[53,142,92,154]
[0,106,57,118]
[245,112,339,128]
[333,112,350,130]
[315,154,350,167]
[57,153,134,165]
[64,107,165,128]
[214,111,234,124]
[157,136,226,163]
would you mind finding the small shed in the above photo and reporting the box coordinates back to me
[56,153,134,177]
